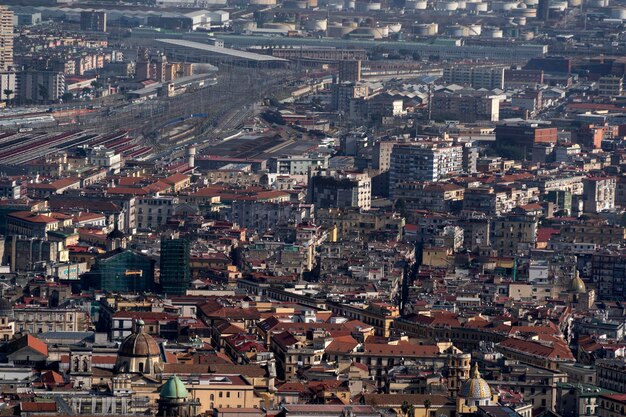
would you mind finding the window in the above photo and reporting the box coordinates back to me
[219,392,223,398]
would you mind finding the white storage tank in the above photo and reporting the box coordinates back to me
[327,24,353,36]
[467,1,489,11]
[483,26,503,37]
[264,22,296,30]
[492,1,517,10]
[568,0,581,6]
[388,22,402,32]
[305,18,328,31]
[406,0,429,8]
[551,1,568,10]
[514,16,527,24]
[438,0,459,9]
[448,24,468,35]
[523,0,538,6]
[412,22,438,35]
[611,7,626,19]
[587,0,608,7]
[468,23,482,34]
[457,0,467,8]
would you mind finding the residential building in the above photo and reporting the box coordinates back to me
[583,177,616,213]
[0,6,13,71]
[443,66,505,89]
[308,171,371,211]
[389,142,463,196]
[17,71,65,103]
[80,11,107,32]
[136,196,179,231]
[598,76,623,97]
[431,91,500,122]
[492,215,538,256]
[13,307,89,334]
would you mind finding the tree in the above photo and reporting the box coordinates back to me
[408,405,415,417]
[2,89,13,103]
[38,84,49,102]
[424,399,431,417]
[401,401,410,417]
[61,92,74,102]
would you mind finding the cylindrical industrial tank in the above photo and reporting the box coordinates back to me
[521,30,534,39]
[551,1,568,10]
[264,22,296,30]
[483,26,503,37]
[523,0,538,5]
[568,0,581,6]
[438,0,459,10]
[388,22,402,32]
[587,0,608,7]
[467,1,489,11]
[468,23,482,34]
[457,0,467,8]
[343,19,358,28]
[249,0,277,5]
[405,0,428,8]
[611,7,626,19]
[305,18,328,31]
[412,22,438,35]
[327,24,353,36]
[378,25,390,37]
[232,19,257,33]
[511,6,536,16]
[514,16,527,24]
[492,1,517,10]
[448,24,468,35]
[344,0,356,8]
[283,0,308,8]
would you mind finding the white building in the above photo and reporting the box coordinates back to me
[136,195,179,230]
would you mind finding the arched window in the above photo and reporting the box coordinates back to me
[138,362,144,373]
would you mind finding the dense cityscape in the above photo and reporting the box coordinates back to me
[0,0,624,416]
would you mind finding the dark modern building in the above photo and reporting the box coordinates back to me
[160,236,190,296]
[495,122,558,160]
[81,249,155,293]
[80,11,107,32]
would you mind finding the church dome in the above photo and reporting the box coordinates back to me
[570,273,587,294]
[118,320,160,358]
[459,364,491,400]
[160,375,189,400]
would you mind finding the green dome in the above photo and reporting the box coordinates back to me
[160,376,189,399]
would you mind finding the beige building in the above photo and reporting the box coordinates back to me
[0,6,13,71]
[14,306,89,334]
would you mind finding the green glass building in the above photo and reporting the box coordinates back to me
[160,237,190,296]
[82,249,156,293]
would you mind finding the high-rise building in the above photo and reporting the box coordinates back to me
[80,10,107,32]
[17,70,65,103]
[0,6,14,71]
[583,177,616,214]
[338,60,361,82]
[442,65,505,90]
[160,235,191,296]
[389,141,464,196]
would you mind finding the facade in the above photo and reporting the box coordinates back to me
[493,215,538,257]
[13,307,88,334]
[17,71,65,103]
[443,65,506,89]
[160,236,191,296]
[308,172,371,211]
[592,252,626,301]
[389,142,463,196]
[583,177,616,213]
[136,196,179,231]
[432,92,500,122]
[80,11,107,32]
[495,122,558,160]
[596,360,626,393]
[0,6,13,71]
[82,249,156,293]
[0,71,16,102]
[598,76,623,97]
